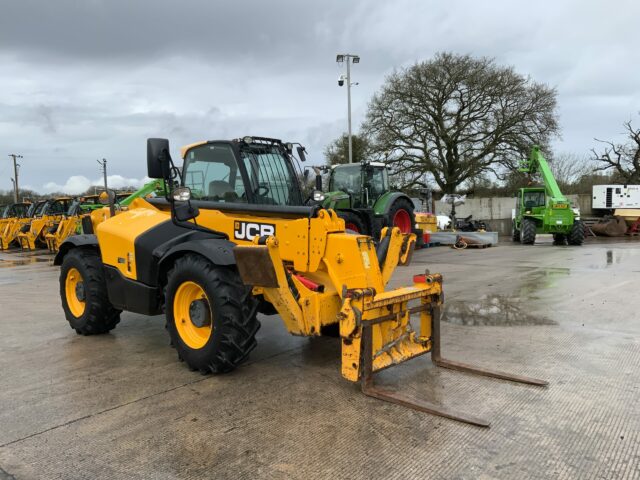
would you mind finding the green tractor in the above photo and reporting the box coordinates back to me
[512,146,584,246]
[314,161,416,237]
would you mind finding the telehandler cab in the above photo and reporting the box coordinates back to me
[55,136,546,427]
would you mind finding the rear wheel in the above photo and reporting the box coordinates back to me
[568,220,585,245]
[512,222,520,242]
[520,218,537,245]
[388,198,415,234]
[60,248,121,334]
[338,211,366,234]
[165,254,260,374]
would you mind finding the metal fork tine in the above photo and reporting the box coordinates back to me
[361,322,491,428]
[362,384,490,428]
[431,304,548,387]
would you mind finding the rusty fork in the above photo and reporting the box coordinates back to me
[360,304,548,428]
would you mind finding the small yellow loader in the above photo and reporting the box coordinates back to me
[55,137,546,427]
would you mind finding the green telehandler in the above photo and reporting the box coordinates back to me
[512,146,584,246]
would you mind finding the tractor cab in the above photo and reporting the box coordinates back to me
[181,136,305,207]
[327,162,388,208]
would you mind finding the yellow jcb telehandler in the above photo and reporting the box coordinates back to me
[55,137,546,427]
[0,201,41,250]
[17,197,73,250]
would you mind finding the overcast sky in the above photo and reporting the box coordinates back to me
[1,0,639,194]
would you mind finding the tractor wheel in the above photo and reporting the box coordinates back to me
[60,248,121,335]
[552,233,567,245]
[338,212,366,234]
[568,221,585,246]
[520,218,537,245]
[388,198,415,234]
[512,222,520,242]
[165,254,260,374]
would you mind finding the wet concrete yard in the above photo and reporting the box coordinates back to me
[0,238,639,479]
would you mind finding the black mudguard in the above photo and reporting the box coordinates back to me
[53,234,99,265]
[156,237,237,284]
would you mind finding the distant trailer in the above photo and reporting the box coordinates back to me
[592,185,640,210]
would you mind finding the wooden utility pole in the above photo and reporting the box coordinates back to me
[97,158,108,191]
[8,154,23,202]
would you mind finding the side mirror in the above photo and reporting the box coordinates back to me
[174,202,199,222]
[147,138,171,179]
[296,146,307,162]
[303,169,310,181]
[315,174,322,191]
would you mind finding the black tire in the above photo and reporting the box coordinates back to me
[165,254,260,374]
[60,248,121,335]
[338,211,367,234]
[512,222,520,242]
[552,233,567,245]
[387,197,415,235]
[520,218,537,245]
[568,220,585,246]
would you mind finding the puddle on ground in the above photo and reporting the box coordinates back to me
[0,256,51,267]
[584,248,639,269]
[443,294,556,326]
[517,267,570,300]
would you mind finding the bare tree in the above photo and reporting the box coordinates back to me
[548,153,592,192]
[324,133,372,165]
[362,52,560,193]
[592,119,640,183]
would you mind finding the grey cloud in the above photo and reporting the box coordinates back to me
[0,0,639,193]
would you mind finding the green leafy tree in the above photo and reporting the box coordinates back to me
[324,133,372,165]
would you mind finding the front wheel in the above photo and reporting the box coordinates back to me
[568,221,585,245]
[338,211,366,234]
[388,198,415,234]
[60,248,121,335]
[165,254,260,374]
[520,218,537,245]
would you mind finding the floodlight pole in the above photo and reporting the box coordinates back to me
[8,154,22,202]
[346,58,352,164]
[337,53,359,164]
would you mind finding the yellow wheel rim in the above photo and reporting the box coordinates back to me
[173,281,213,350]
[65,267,86,317]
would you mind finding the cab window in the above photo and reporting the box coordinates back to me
[240,146,302,206]
[183,144,246,202]
[522,191,546,209]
